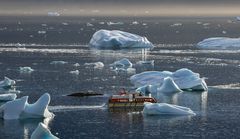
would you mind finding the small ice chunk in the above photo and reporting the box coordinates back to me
[143,103,196,116]
[0,93,54,120]
[126,68,136,74]
[236,16,240,21]
[84,62,104,69]
[31,123,59,139]
[0,94,17,101]
[19,67,34,73]
[99,22,105,25]
[47,12,60,16]
[38,31,46,34]
[222,31,227,34]
[110,58,132,69]
[73,63,80,67]
[62,22,69,26]
[136,60,154,65]
[0,77,16,89]
[197,37,240,50]
[89,29,154,49]
[50,61,68,65]
[86,23,94,27]
[69,70,79,75]
[170,23,182,27]
[158,77,182,94]
[107,21,124,26]
[132,21,139,25]
[203,23,210,26]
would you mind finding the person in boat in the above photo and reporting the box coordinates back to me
[119,88,127,95]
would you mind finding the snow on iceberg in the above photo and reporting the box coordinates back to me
[31,122,59,139]
[0,93,54,120]
[130,68,207,91]
[158,77,182,94]
[19,67,34,73]
[0,94,17,101]
[0,77,16,89]
[197,37,240,49]
[84,62,104,69]
[89,29,154,49]
[143,102,196,116]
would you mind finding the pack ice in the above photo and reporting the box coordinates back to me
[197,37,240,49]
[131,68,207,92]
[31,122,59,139]
[0,77,16,89]
[143,102,196,116]
[89,29,154,49]
[0,93,54,120]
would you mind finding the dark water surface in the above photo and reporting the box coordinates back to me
[0,16,240,139]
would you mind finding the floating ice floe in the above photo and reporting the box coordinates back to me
[170,23,182,27]
[0,94,17,101]
[110,58,132,69]
[107,22,124,26]
[0,77,16,89]
[38,31,46,34]
[158,77,182,94]
[143,102,196,116]
[0,93,53,120]
[89,29,154,49]
[136,60,154,65]
[73,63,80,67]
[47,12,60,16]
[50,61,68,65]
[130,68,207,91]
[31,122,59,139]
[197,37,240,50]
[84,62,104,69]
[19,67,34,73]
[69,70,79,75]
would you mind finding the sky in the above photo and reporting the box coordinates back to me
[1,0,240,17]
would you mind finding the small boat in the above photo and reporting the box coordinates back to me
[108,89,157,109]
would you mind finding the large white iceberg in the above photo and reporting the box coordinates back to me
[0,77,16,89]
[130,68,207,91]
[89,29,154,49]
[0,94,17,101]
[0,93,54,120]
[197,37,240,49]
[143,102,196,116]
[31,122,59,139]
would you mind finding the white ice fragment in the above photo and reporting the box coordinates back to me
[170,23,182,27]
[157,77,182,94]
[132,21,139,25]
[38,31,46,34]
[50,61,68,65]
[62,22,69,26]
[236,16,240,21]
[99,22,105,25]
[197,37,240,50]
[0,77,16,89]
[143,102,196,116]
[0,93,54,120]
[84,62,104,69]
[73,63,80,67]
[89,29,154,49]
[222,31,227,34]
[41,24,47,27]
[136,60,154,65]
[19,67,34,73]
[110,58,132,69]
[130,68,207,91]
[0,94,17,101]
[126,68,136,75]
[31,123,59,139]
[107,21,124,26]
[47,12,60,16]
[86,23,94,27]
[69,70,79,75]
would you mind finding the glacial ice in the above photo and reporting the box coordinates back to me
[197,37,240,49]
[31,122,59,139]
[0,94,17,101]
[89,29,154,49]
[0,77,16,89]
[84,62,104,69]
[110,58,132,69]
[0,93,53,120]
[19,67,34,73]
[130,68,208,91]
[143,102,196,116]
[158,77,182,94]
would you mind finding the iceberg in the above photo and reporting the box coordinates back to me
[19,67,34,73]
[110,58,132,69]
[0,77,16,89]
[143,102,196,116]
[130,68,207,91]
[31,122,59,139]
[197,37,240,49]
[0,94,17,101]
[0,93,54,120]
[84,62,104,69]
[89,29,154,49]
[158,77,182,94]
